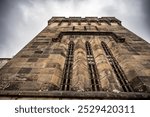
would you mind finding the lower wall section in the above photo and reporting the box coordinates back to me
[130,76,150,92]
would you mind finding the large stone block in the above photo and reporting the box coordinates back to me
[130,76,150,92]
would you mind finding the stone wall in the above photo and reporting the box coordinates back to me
[0,58,11,69]
[0,17,150,99]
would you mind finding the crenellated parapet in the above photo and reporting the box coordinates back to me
[48,17,122,26]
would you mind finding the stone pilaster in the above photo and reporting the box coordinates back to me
[71,37,91,91]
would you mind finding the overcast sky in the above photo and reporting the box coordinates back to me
[0,0,149,58]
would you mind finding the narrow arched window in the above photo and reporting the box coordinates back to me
[101,41,133,92]
[60,41,74,91]
[85,41,100,91]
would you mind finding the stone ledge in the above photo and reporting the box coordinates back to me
[52,31,125,43]
[0,91,149,99]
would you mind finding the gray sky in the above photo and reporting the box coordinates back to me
[0,0,149,58]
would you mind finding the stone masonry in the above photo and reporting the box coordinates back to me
[0,17,150,99]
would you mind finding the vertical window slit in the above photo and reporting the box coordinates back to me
[85,41,100,91]
[95,26,99,31]
[72,26,75,31]
[60,41,74,91]
[101,41,133,92]
[84,26,87,31]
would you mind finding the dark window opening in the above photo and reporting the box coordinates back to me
[85,41,101,91]
[101,41,133,92]
[84,26,87,31]
[72,26,75,31]
[34,51,43,54]
[95,26,99,31]
[60,41,74,91]
[78,21,81,25]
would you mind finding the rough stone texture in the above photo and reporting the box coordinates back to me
[72,37,91,91]
[0,58,11,69]
[0,17,150,99]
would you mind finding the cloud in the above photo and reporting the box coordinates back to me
[0,0,149,58]
[143,0,150,30]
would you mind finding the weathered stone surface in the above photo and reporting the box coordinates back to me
[72,38,91,91]
[0,58,11,69]
[130,76,150,92]
[0,17,150,99]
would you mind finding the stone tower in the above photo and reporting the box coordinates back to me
[0,17,150,99]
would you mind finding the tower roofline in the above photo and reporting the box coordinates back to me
[48,16,121,25]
